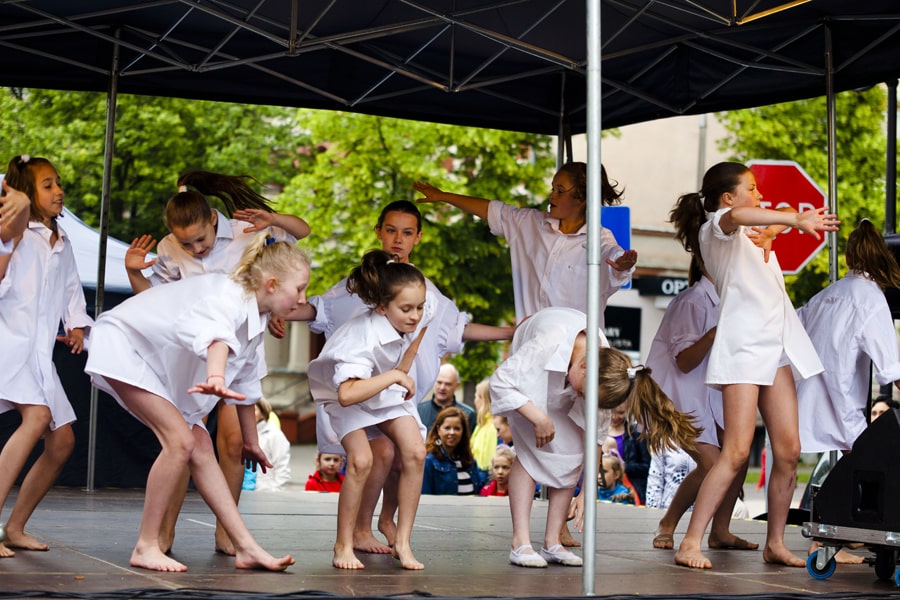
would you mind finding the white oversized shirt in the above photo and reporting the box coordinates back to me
[796,272,900,452]
[490,307,611,488]
[700,208,822,386]
[644,276,723,446]
[85,274,264,426]
[486,201,631,324]
[0,221,93,429]
[253,419,291,491]
[307,292,437,441]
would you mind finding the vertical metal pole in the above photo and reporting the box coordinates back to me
[886,80,897,235]
[583,0,602,594]
[87,34,120,492]
[697,114,708,188]
[824,23,838,284]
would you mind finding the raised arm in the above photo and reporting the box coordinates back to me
[124,234,157,294]
[721,205,838,239]
[233,208,312,240]
[413,181,490,220]
[462,322,515,342]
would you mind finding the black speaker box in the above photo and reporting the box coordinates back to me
[811,408,900,531]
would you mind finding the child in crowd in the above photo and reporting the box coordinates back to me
[306,452,345,492]
[597,452,635,504]
[423,406,486,495]
[490,306,699,568]
[85,234,306,572]
[249,398,291,492]
[0,156,93,557]
[669,161,838,570]
[493,415,513,447]
[307,249,434,571]
[480,446,515,497]
[470,379,499,475]
[124,170,309,554]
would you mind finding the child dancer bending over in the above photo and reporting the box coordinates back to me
[0,156,93,557]
[670,161,838,570]
[85,234,305,572]
[490,306,699,568]
[125,170,309,554]
[308,249,434,570]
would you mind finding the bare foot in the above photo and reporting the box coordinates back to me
[235,546,294,571]
[762,544,805,567]
[708,532,758,550]
[354,530,392,554]
[392,543,424,570]
[333,542,364,569]
[131,545,188,572]
[560,528,582,548]
[215,530,236,556]
[5,530,49,551]
[377,517,397,548]
[674,542,712,569]
[0,542,15,558]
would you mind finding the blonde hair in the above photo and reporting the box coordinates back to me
[230,233,310,294]
[474,379,493,426]
[598,347,701,454]
[491,446,515,467]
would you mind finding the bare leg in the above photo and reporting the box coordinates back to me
[509,459,537,552]
[377,463,400,547]
[214,402,244,556]
[159,466,190,554]
[654,444,715,549]
[757,367,804,568]
[675,384,758,569]
[186,426,293,571]
[0,404,52,559]
[560,521,581,547]
[379,417,425,570]
[334,430,372,569]
[708,457,757,550]
[4,423,74,551]
[543,487,576,550]
[353,436,394,553]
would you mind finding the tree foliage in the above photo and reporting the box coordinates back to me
[0,88,308,241]
[717,87,889,303]
[278,110,555,382]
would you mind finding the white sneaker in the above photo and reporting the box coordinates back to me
[540,544,583,566]
[509,544,548,568]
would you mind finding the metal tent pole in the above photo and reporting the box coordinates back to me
[86,33,120,492]
[886,80,897,236]
[582,0,601,594]
[825,22,838,285]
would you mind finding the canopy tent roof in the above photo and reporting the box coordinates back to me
[1,1,899,135]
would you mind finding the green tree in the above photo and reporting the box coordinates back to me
[279,110,555,382]
[0,88,308,241]
[717,87,889,303]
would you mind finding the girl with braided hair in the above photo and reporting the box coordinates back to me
[85,233,307,572]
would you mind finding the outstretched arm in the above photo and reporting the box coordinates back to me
[462,323,515,342]
[233,208,312,240]
[722,205,839,239]
[413,181,490,220]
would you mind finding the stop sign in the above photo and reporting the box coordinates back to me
[748,160,828,275]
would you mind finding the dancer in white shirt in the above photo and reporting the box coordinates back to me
[0,156,93,557]
[86,234,306,572]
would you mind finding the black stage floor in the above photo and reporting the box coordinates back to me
[2,483,899,600]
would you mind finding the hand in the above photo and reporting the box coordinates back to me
[746,226,775,262]
[0,181,30,241]
[396,326,427,374]
[611,491,635,504]
[607,249,637,272]
[56,328,85,354]
[242,443,273,474]
[268,315,286,339]
[393,369,416,400]
[569,494,585,532]
[234,208,275,233]
[125,235,158,271]
[796,207,840,240]
[412,181,444,203]
[187,377,247,401]
[532,410,555,448]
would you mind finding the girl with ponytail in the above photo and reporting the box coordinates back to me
[85,234,308,572]
[671,162,838,570]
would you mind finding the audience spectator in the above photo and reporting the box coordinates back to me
[480,447,515,497]
[305,452,345,493]
[645,447,697,510]
[870,395,898,422]
[250,398,291,492]
[607,404,651,504]
[470,379,499,475]
[494,415,513,447]
[597,452,636,505]
[422,407,486,495]
[418,364,477,433]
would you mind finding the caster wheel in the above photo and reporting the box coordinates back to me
[807,551,836,580]
[875,549,897,581]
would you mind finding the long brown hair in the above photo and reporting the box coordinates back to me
[846,219,900,290]
[346,249,425,309]
[4,155,60,224]
[165,170,273,230]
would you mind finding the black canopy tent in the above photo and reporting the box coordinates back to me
[1,1,900,135]
[3,2,900,592]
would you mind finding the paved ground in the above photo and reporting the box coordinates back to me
[0,444,895,599]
